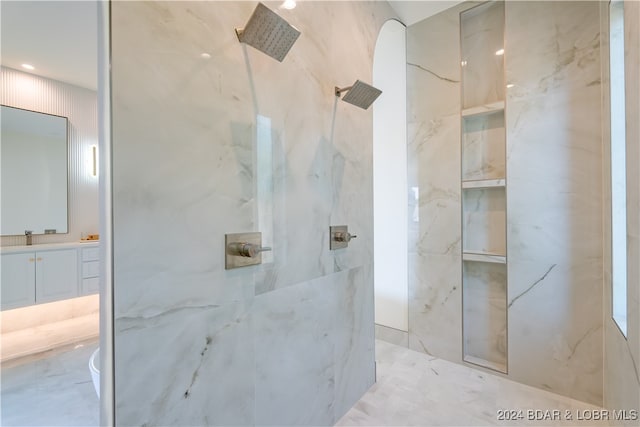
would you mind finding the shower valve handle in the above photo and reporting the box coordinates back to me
[227,242,272,258]
[334,232,357,243]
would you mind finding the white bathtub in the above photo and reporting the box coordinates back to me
[89,348,100,398]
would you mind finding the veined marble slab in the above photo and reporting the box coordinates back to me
[505,1,603,405]
[110,1,395,424]
[407,0,604,406]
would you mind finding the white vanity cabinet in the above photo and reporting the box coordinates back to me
[35,249,79,304]
[81,246,100,295]
[0,242,98,311]
[0,252,37,310]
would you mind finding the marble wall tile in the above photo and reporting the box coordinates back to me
[406,2,469,364]
[505,1,603,405]
[115,301,255,426]
[333,266,376,420]
[111,1,396,424]
[253,266,373,426]
[407,0,604,406]
[507,259,603,403]
[253,273,337,426]
[408,253,462,361]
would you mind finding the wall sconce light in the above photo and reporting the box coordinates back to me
[92,145,97,177]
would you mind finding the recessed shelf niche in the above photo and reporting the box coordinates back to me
[462,261,507,372]
[460,0,507,374]
[462,110,505,182]
[462,187,506,256]
[461,2,505,110]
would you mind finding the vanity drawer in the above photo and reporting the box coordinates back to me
[82,247,99,262]
[82,261,100,278]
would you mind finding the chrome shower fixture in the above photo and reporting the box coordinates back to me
[335,80,383,110]
[235,2,301,62]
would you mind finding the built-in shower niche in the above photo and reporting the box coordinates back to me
[462,110,505,183]
[461,1,505,109]
[460,0,507,374]
[462,261,507,373]
[462,188,506,258]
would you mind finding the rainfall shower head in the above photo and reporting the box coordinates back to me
[235,2,301,62]
[335,80,382,110]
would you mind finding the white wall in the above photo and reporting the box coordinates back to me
[373,19,408,332]
[0,67,99,246]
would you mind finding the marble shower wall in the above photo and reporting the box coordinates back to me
[407,1,468,364]
[407,1,603,405]
[505,1,602,405]
[602,1,640,424]
[110,1,394,425]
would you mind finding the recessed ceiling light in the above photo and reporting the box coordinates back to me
[200,53,211,59]
[495,49,505,56]
[506,84,514,88]
[21,63,35,70]
[281,0,296,10]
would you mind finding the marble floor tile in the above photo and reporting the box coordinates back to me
[0,337,608,427]
[337,340,608,427]
[1,339,99,426]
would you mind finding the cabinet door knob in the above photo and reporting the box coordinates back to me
[36,257,42,261]
[29,258,35,262]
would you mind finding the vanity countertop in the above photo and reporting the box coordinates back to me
[0,241,99,254]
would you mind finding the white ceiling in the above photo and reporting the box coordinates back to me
[0,1,98,91]
[0,1,458,92]
[388,1,463,26]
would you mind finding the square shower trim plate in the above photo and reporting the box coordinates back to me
[225,232,263,270]
[330,225,348,250]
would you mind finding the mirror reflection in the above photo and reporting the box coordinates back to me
[1,105,68,236]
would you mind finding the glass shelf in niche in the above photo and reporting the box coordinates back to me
[462,109,505,181]
[463,251,506,264]
[461,101,504,118]
[462,178,505,189]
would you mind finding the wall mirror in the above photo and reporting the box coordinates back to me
[1,105,68,236]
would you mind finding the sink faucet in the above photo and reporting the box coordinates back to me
[25,230,32,246]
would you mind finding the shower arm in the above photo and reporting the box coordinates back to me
[335,86,354,97]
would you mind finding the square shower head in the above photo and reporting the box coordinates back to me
[236,3,301,62]
[340,80,382,110]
